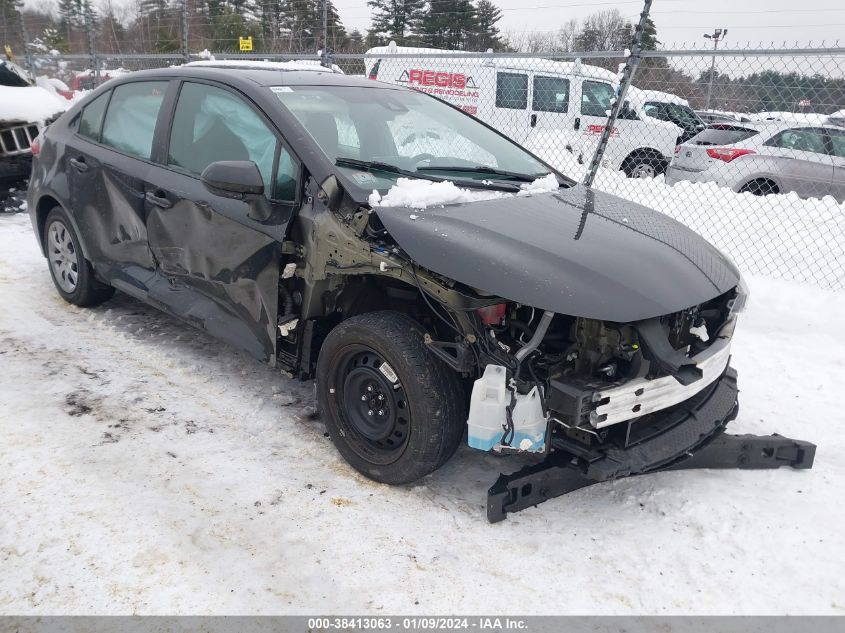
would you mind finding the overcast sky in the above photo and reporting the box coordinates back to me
[20,0,845,47]
[331,0,845,47]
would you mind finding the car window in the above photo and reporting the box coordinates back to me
[643,102,664,120]
[275,146,298,202]
[689,125,759,146]
[765,128,826,154]
[78,91,110,141]
[581,81,613,117]
[495,72,528,110]
[168,82,290,198]
[532,76,569,113]
[100,81,168,160]
[828,128,845,158]
[274,85,551,191]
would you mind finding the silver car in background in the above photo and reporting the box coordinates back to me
[666,121,845,202]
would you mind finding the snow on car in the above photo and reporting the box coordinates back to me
[667,121,845,202]
[1,59,69,182]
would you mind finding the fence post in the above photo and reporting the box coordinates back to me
[583,0,653,188]
[181,0,190,62]
[84,0,98,83]
[320,0,329,67]
[18,9,33,74]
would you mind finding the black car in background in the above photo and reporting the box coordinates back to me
[27,65,747,491]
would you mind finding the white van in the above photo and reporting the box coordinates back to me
[365,45,682,178]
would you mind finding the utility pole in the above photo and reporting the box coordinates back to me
[320,0,329,67]
[18,7,33,73]
[704,28,727,111]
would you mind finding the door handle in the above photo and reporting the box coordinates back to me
[145,190,172,209]
[530,113,537,127]
[574,117,581,130]
[69,157,88,173]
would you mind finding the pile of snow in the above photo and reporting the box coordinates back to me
[531,146,845,290]
[368,173,559,209]
[186,59,344,74]
[0,210,843,614]
[0,85,68,124]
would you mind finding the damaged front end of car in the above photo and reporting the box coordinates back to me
[292,177,815,521]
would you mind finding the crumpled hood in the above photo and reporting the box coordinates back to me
[375,184,741,322]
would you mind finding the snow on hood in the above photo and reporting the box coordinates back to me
[368,173,559,209]
[0,85,68,124]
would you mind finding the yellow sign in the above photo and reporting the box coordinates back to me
[4,45,13,61]
[239,37,253,52]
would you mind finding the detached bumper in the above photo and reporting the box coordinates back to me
[488,366,816,522]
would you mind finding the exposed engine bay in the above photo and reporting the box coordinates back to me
[458,284,745,455]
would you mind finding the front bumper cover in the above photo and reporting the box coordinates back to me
[487,367,816,522]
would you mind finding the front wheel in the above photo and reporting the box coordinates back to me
[316,311,466,485]
[623,154,666,179]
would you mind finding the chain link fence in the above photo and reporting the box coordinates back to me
[5,46,845,290]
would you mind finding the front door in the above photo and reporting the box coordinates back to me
[145,80,300,362]
[763,127,833,199]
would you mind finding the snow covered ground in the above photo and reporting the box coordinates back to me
[1,205,844,614]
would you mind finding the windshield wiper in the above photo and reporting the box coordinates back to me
[336,157,521,191]
[335,157,421,178]
[416,165,552,183]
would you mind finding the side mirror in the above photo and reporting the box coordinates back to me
[201,160,272,222]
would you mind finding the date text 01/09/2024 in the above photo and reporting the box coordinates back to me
[307,617,528,630]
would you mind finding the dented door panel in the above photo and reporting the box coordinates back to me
[68,140,158,286]
[144,165,286,363]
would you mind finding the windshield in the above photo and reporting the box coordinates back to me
[271,85,553,190]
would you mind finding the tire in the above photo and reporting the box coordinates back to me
[316,310,466,485]
[623,153,666,179]
[43,206,114,307]
[739,179,778,196]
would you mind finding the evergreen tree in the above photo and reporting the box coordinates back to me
[417,0,476,49]
[367,0,424,46]
[639,17,658,50]
[277,0,345,53]
[467,0,502,51]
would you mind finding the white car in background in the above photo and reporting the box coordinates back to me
[666,121,845,202]
[365,44,683,178]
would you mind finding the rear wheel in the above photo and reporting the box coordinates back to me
[44,207,114,307]
[739,179,779,196]
[316,311,466,485]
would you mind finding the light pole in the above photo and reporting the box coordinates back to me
[704,28,727,111]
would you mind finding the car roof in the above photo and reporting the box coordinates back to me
[111,65,389,89]
[365,45,618,82]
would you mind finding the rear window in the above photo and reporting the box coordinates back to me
[689,125,758,146]
[78,91,110,141]
[100,81,168,160]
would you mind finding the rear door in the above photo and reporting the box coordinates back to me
[144,80,300,362]
[66,80,170,287]
[762,127,833,199]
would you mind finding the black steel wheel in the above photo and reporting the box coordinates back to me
[316,311,466,484]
